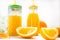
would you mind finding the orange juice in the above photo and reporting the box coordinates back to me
[27,13,40,27]
[27,13,40,35]
[8,16,22,36]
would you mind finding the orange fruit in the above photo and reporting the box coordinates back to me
[40,21,47,28]
[16,27,37,38]
[56,27,60,37]
[39,28,58,40]
[0,32,9,38]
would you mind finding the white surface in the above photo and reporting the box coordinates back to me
[0,36,60,40]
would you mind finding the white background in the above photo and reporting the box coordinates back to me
[0,0,60,28]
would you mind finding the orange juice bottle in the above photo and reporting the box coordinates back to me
[0,16,9,38]
[8,5,22,36]
[27,0,40,35]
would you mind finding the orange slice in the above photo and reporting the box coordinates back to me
[0,32,9,38]
[16,27,37,38]
[39,28,58,40]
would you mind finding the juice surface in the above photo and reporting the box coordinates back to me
[8,16,22,36]
[27,13,40,35]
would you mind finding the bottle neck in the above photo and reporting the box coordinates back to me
[29,8,37,14]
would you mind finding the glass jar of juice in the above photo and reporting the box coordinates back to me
[0,16,9,38]
[27,5,40,35]
[8,5,22,36]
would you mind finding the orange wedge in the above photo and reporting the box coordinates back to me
[16,27,37,38]
[39,28,58,40]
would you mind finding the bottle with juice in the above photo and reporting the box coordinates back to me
[27,0,40,35]
[0,16,9,38]
[8,5,22,36]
